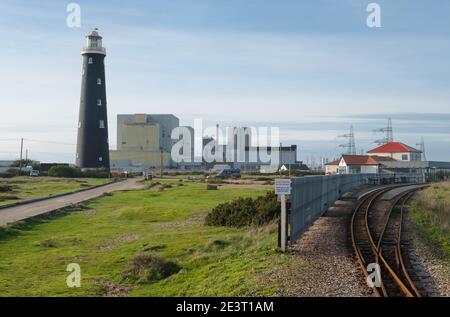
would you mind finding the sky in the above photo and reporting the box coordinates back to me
[0,0,449,163]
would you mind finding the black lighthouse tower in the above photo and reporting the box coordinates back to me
[76,29,110,169]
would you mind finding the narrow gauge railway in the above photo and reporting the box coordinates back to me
[350,185,427,297]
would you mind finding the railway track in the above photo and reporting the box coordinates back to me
[351,185,426,297]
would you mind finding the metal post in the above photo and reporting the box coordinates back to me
[289,147,291,177]
[280,194,287,252]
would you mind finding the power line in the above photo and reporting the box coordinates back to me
[23,139,76,146]
[374,117,394,145]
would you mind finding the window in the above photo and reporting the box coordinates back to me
[402,154,408,161]
[88,57,93,64]
[99,157,103,162]
[97,99,102,106]
[99,120,105,129]
[97,78,102,85]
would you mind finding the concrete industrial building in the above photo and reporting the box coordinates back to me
[110,118,303,173]
[75,29,110,169]
[110,114,179,172]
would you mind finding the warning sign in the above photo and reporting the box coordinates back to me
[275,179,291,195]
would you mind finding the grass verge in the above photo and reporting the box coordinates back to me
[409,182,450,256]
[0,177,109,205]
[0,181,287,296]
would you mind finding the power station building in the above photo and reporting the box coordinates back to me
[75,29,110,169]
[110,114,179,170]
[109,114,303,174]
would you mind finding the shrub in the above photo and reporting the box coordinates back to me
[0,195,20,202]
[147,182,161,189]
[0,185,13,193]
[82,168,110,178]
[205,191,280,227]
[48,166,81,178]
[0,172,15,179]
[39,239,57,248]
[122,253,181,284]
[48,166,109,178]
[156,184,173,192]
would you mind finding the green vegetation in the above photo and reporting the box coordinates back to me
[0,181,287,296]
[205,192,280,227]
[0,177,109,205]
[122,253,181,284]
[48,166,110,178]
[410,182,450,256]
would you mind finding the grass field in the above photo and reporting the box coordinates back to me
[0,177,109,205]
[0,180,288,296]
[410,181,450,256]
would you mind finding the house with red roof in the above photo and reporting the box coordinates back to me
[324,141,424,175]
[325,153,402,175]
[336,155,399,174]
[367,142,422,162]
[324,159,340,175]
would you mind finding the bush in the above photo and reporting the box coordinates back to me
[48,166,109,178]
[0,185,13,193]
[48,166,81,178]
[0,195,20,202]
[122,253,181,284]
[81,168,110,178]
[0,172,15,179]
[205,191,280,227]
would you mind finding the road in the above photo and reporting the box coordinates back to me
[0,178,146,227]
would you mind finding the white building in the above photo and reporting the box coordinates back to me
[367,142,422,161]
[325,159,340,175]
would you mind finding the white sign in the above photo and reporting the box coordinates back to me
[275,178,291,195]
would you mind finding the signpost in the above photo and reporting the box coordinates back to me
[275,178,291,252]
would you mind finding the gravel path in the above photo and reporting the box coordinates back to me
[264,187,450,297]
[272,200,370,297]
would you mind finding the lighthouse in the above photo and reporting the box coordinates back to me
[76,29,110,169]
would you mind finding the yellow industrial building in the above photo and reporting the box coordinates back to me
[110,114,179,170]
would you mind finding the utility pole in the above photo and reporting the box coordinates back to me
[374,117,394,145]
[288,146,291,177]
[19,138,24,173]
[338,125,356,155]
[416,137,427,161]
